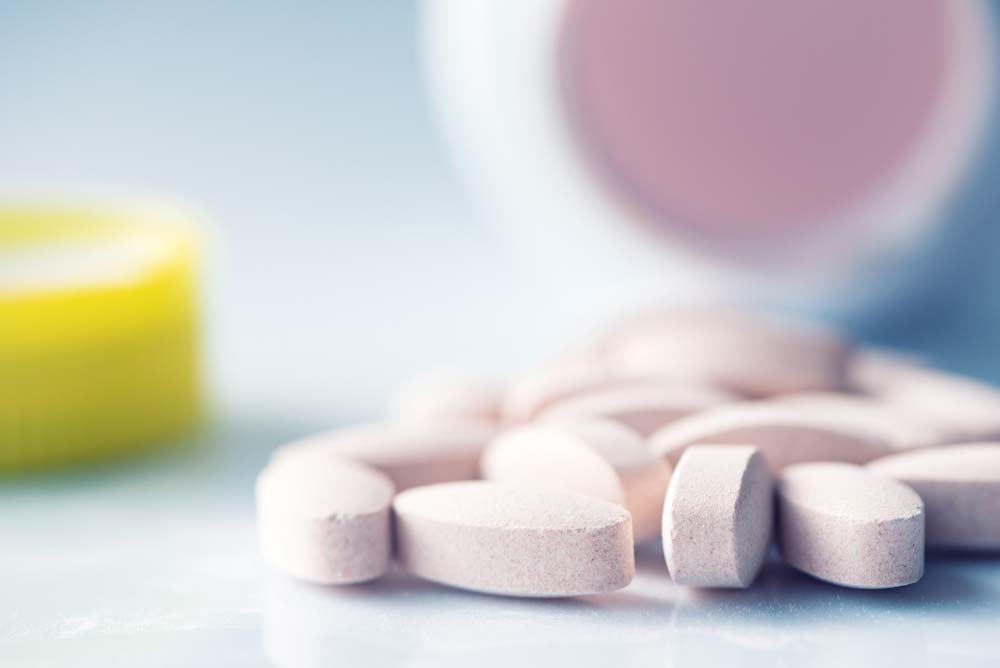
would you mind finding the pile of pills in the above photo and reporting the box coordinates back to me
[256,307,1000,596]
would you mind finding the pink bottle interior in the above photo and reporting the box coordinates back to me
[561,0,950,250]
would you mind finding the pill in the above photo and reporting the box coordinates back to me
[393,481,635,597]
[501,361,623,423]
[273,421,495,491]
[255,454,394,585]
[592,304,726,351]
[545,305,704,362]
[662,445,773,588]
[648,402,892,471]
[537,382,736,437]
[866,367,1000,443]
[392,371,505,425]
[777,462,924,588]
[867,444,1000,550]
[845,346,929,395]
[773,392,942,450]
[480,420,670,541]
[606,308,849,397]
[542,331,610,369]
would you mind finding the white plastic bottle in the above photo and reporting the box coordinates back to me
[422,0,999,354]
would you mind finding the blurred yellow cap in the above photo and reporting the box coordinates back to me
[0,200,203,472]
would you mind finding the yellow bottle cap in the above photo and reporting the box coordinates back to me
[0,200,203,472]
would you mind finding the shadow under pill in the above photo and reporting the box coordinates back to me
[678,557,995,621]
[927,546,1000,561]
[262,567,679,668]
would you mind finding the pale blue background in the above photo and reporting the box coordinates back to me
[1,3,998,666]
[0,0,535,421]
[3,0,1000,408]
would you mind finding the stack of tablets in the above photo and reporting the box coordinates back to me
[256,307,1000,596]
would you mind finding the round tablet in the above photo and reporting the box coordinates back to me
[480,420,670,541]
[392,372,505,425]
[255,454,394,585]
[393,481,635,597]
[662,446,773,588]
[648,402,893,471]
[537,382,736,437]
[273,421,495,491]
[606,308,849,397]
[778,462,924,589]
[867,444,1000,550]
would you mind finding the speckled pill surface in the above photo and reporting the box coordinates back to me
[481,420,670,541]
[393,372,505,425]
[256,454,394,585]
[867,444,1000,550]
[778,462,925,589]
[662,446,773,588]
[393,481,635,597]
[538,383,735,437]
[649,402,892,472]
[272,421,495,491]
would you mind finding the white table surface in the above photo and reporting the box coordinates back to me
[2,3,1000,666]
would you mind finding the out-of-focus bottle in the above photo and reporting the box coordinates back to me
[422,1,999,340]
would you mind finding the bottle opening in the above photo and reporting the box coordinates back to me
[561,0,951,253]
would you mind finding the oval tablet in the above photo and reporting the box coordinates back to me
[662,446,773,588]
[868,368,1000,443]
[649,402,893,471]
[481,420,670,540]
[606,308,849,397]
[773,392,942,451]
[393,481,635,597]
[538,383,736,437]
[392,372,505,425]
[256,454,394,585]
[778,462,924,589]
[867,444,1000,550]
[273,421,495,491]
[845,346,929,395]
[501,362,622,423]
